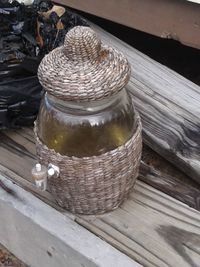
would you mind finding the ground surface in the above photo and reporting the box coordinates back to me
[0,244,27,267]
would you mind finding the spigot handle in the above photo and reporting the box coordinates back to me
[48,163,60,178]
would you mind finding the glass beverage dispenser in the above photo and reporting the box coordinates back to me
[32,26,142,214]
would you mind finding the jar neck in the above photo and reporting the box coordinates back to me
[46,89,127,114]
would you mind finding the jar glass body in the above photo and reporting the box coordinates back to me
[37,89,136,157]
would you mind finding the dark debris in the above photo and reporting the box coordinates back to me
[0,244,27,267]
[0,0,89,129]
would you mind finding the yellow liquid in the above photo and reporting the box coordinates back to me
[38,95,135,157]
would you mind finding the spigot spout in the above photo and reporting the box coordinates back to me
[32,163,60,191]
[31,163,48,191]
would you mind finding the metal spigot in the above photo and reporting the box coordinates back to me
[32,163,60,191]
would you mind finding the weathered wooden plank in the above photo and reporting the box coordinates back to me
[2,172,200,267]
[0,176,140,267]
[1,128,200,266]
[92,23,200,183]
[0,163,62,211]
[0,130,36,182]
[140,161,200,211]
[77,181,200,267]
[55,0,200,48]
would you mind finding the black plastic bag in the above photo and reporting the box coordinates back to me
[0,0,89,129]
[0,76,42,128]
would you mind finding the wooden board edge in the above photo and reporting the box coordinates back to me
[0,175,141,267]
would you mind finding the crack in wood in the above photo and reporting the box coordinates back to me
[157,225,200,267]
[0,132,36,160]
[139,162,200,211]
[0,180,17,198]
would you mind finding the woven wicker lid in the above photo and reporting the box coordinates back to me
[38,26,131,102]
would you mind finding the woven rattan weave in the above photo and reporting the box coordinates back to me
[35,116,142,214]
[38,26,131,102]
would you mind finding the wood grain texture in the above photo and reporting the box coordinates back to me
[54,0,200,48]
[92,23,200,183]
[0,130,36,183]
[0,129,63,212]
[140,161,200,211]
[77,181,200,267]
[0,176,140,267]
[1,128,200,266]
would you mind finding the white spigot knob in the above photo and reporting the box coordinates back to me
[48,168,55,177]
[48,164,60,178]
[36,163,42,172]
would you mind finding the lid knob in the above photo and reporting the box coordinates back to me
[38,26,131,102]
[63,26,101,62]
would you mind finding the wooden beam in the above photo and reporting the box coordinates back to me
[1,158,200,267]
[77,180,200,267]
[1,129,200,266]
[55,0,200,49]
[91,23,200,184]
[0,176,140,267]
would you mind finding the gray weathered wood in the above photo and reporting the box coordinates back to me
[1,128,200,266]
[0,175,140,267]
[140,161,200,211]
[77,180,200,267]
[92,24,200,183]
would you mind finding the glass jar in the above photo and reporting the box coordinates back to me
[33,26,142,214]
[37,89,136,157]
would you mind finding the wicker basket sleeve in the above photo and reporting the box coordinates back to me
[35,115,142,214]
